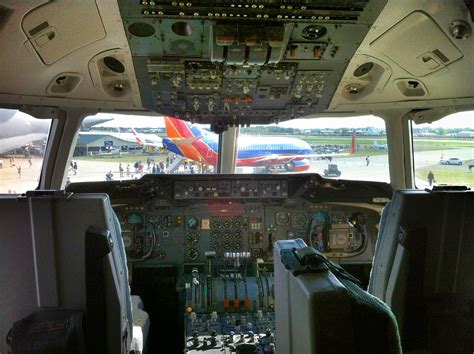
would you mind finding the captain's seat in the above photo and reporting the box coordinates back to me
[0,191,149,353]
[369,189,474,353]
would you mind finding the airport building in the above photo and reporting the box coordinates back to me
[74,132,142,156]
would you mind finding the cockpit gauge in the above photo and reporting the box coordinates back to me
[291,212,308,228]
[155,250,166,260]
[121,212,156,262]
[310,211,331,252]
[211,239,220,250]
[210,218,221,229]
[186,231,199,244]
[210,230,220,239]
[233,230,242,239]
[276,211,290,226]
[233,241,242,249]
[186,248,199,261]
[223,230,232,239]
[148,215,161,227]
[127,212,144,225]
[162,215,175,228]
[232,217,243,228]
[186,216,199,229]
[222,219,231,229]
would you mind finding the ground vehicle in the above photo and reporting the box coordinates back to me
[439,157,463,165]
[323,164,342,177]
[0,1,473,353]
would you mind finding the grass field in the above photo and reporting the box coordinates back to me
[416,164,473,187]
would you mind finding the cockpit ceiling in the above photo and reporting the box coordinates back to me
[0,0,472,124]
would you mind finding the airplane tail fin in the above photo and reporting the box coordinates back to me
[164,116,206,139]
[131,128,144,145]
[350,132,356,155]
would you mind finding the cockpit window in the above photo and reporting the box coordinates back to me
[68,113,389,183]
[236,115,389,182]
[67,113,219,184]
[412,111,474,189]
[0,109,51,194]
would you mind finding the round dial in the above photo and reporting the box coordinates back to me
[223,230,232,239]
[186,248,199,261]
[233,240,242,249]
[148,215,161,227]
[186,217,199,229]
[276,211,290,226]
[155,250,166,260]
[233,230,242,239]
[232,217,243,228]
[186,231,199,244]
[162,215,175,228]
[223,240,232,250]
[211,239,220,250]
[292,212,308,228]
[210,218,221,229]
[121,213,156,261]
[210,230,220,239]
[222,219,231,228]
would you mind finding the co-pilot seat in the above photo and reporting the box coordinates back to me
[0,191,149,354]
[369,189,474,353]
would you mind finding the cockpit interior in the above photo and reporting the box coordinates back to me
[0,0,473,353]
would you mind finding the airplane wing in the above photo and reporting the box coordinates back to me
[0,133,47,155]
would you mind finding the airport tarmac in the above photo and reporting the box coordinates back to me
[0,156,43,193]
[1,147,472,193]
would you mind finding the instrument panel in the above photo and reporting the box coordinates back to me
[93,174,392,265]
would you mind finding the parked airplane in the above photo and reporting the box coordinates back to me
[0,109,50,155]
[162,117,337,172]
[372,141,388,149]
[131,128,163,149]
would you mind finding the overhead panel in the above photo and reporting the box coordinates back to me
[370,11,463,77]
[22,1,106,65]
[117,0,387,125]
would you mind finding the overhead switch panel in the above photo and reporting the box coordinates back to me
[118,0,387,125]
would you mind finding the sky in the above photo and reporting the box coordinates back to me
[93,111,474,129]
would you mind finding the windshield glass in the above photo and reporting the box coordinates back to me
[0,109,51,194]
[413,111,474,189]
[68,113,389,183]
[236,116,389,182]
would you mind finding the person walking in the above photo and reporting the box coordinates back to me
[119,163,124,177]
[17,165,21,179]
[366,156,370,166]
[126,164,131,177]
[427,171,435,186]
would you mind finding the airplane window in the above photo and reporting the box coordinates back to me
[236,115,389,182]
[67,113,390,182]
[0,109,51,194]
[412,111,474,189]
[67,113,219,183]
